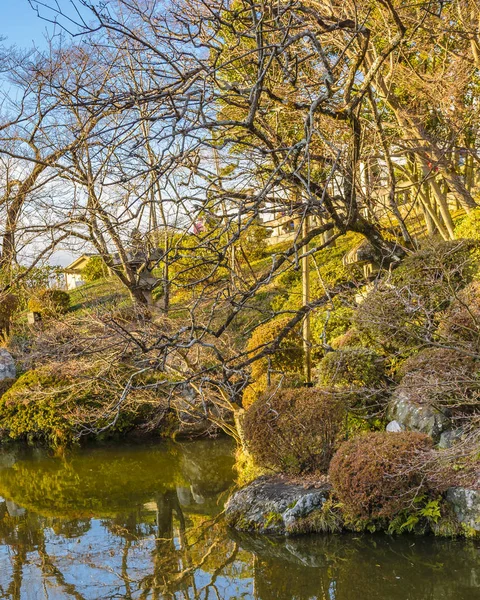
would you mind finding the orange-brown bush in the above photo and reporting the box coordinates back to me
[354,240,480,352]
[329,431,434,520]
[243,388,346,474]
[437,280,480,347]
[397,347,480,415]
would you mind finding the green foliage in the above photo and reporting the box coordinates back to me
[329,431,434,520]
[239,219,269,261]
[243,388,347,474]
[317,348,385,389]
[0,364,160,448]
[0,294,18,338]
[455,209,480,242]
[82,256,109,282]
[242,316,304,408]
[387,496,441,535]
[311,301,355,347]
[28,290,70,316]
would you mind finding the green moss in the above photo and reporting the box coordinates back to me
[286,499,344,535]
[0,365,160,448]
[264,511,284,527]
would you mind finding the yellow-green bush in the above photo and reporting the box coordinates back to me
[455,209,480,243]
[28,289,70,316]
[0,363,160,447]
[317,348,385,389]
[242,316,304,408]
[82,256,109,282]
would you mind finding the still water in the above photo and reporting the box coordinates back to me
[0,438,478,600]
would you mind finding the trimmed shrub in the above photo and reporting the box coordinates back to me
[330,328,364,350]
[243,388,347,474]
[329,431,433,520]
[317,348,385,389]
[437,280,480,346]
[355,240,480,351]
[242,317,304,408]
[354,284,429,351]
[397,347,480,415]
[28,289,70,316]
[390,238,479,305]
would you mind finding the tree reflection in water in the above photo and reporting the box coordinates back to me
[0,439,479,600]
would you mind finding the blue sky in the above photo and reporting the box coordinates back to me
[1,1,54,49]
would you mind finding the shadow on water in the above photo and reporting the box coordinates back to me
[0,438,479,599]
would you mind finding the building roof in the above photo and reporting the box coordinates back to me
[63,254,97,273]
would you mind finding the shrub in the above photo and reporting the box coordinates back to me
[354,240,480,352]
[354,284,430,351]
[397,347,480,415]
[437,280,480,346]
[242,317,304,408]
[0,362,159,447]
[329,328,364,349]
[329,431,433,520]
[455,209,480,243]
[391,238,479,305]
[311,302,355,347]
[243,388,347,474]
[82,256,109,282]
[28,289,70,316]
[0,293,18,339]
[317,348,385,389]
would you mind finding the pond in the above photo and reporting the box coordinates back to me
[0,438,478,599]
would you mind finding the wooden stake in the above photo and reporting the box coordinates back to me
[302,214,312,385]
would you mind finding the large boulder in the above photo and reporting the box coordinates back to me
[225,475,331,535]
[0,349,15,381]
[387,390,450,442]
[446,487,480,532]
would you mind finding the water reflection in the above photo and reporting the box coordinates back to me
[0,439,479,599]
